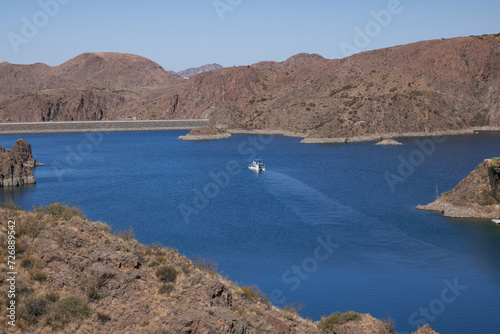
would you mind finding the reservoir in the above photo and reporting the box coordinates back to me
[1,131,499,333]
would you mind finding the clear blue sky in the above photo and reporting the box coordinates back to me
[1,0,499,71]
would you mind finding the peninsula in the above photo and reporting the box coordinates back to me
[417,159,500,219]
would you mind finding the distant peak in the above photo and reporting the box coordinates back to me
[175,63,224,78]
[282,53,326,68]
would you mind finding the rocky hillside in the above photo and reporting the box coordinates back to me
[417,159,500,218]
[0,138,39,187]
[1,34,500,139]
[0,53,186,121]
[0,204,435,333]
[173,64,224,79]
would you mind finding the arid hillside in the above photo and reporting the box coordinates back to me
[1,34,500,138]
[418,159,500,218]
[0,204,438,333]
[0,53,186,121]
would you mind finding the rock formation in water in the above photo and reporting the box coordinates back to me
[0,138,39,187]
[178,126,231,141]
[375,138,403,146]
[417,159,500,218]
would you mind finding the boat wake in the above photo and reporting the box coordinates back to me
[257,171,366,226]
[256,171,462,268]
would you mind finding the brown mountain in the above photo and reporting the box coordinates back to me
[1,34,500,138]
[0,53,186,121]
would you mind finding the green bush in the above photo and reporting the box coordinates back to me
[318,311,362,332]
[155,265,178,283]
[52,296,91,325]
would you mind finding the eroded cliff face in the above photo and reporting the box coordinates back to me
[0,138,38,187]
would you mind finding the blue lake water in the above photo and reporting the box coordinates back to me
[1,130,500,334]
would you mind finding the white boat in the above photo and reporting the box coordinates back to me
[492,219,500,224]
[248,158,265,172]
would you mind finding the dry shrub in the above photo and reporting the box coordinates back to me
[156,266,178,283]
[49,296,91,328]
[33,203,83,220]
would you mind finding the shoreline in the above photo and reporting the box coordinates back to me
[0,119,209,134]
[1,122,498,143]
[416,202,500,219]
[228,128,497,144]
[300,129,476,144]
[178,133,232,141]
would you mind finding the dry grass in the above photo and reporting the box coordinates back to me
[280,302,304,321]
[193,255,219,277]
[33,203,84,221]
[318,311,362,332]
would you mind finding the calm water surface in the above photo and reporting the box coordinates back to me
[1,131,500,334]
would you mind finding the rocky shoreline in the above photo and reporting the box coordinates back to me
[178,133,232,141]
[417,159,500,219]
[376,139,403,146]
[300,129,475,144]
[178,125,232,141]
[416,202,500,219]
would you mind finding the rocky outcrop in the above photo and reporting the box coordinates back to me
[0,138,39,187]
[178,126,231,141]
[376,139,403,146]
[413,324,440,334]
[417,159,500,219]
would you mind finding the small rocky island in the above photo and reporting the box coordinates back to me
[0,138,41,187]
[375,138,403,146]
[178,126,231,141]
[417,159,500,219]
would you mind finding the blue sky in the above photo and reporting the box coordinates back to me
[1,0,499,71]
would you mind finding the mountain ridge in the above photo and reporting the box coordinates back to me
[1,34,500,138]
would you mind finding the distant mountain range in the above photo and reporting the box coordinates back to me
[170,63,223,79]
[1,34,500,139]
